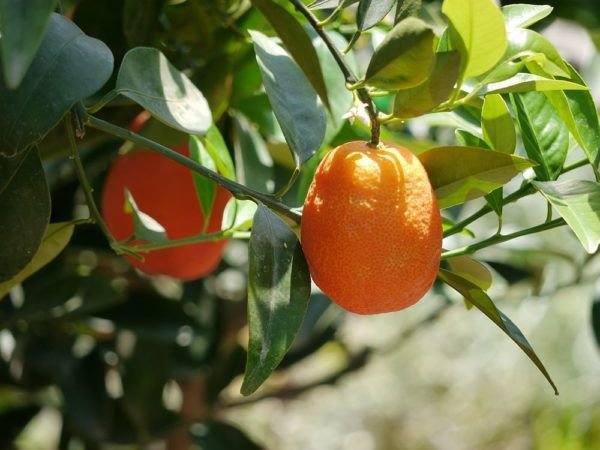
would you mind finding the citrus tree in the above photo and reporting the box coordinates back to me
[1,0,599,447]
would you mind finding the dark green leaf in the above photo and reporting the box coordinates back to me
[418,146,534,209]
[0,13,113,157]
[442,216,475,237]
[511,92,568,180]
[251,0,330,110]
[0,222,74,300]
[0,148,50,282]
[533,180,600,253]
[357,0,396,31]
[395,0,422,23]
[189,136,217,219]
[439,268,558,395]
[502,4,553,30]
[393,51,460,118]
[442,0,507,79]
[365,17,436,90]
[249,30,326,166]
[482,94,515,153]
[242,206,311,395]
[233,114,274,194]
[190,420,262,450]
[0,0,57,88]
[114,47,212,135]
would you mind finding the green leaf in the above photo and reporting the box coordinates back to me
[189,136,217,219]
[502,4,553,30]
[438,268,558,395]
[309,0,357,9]
[393,51,460,119]
[124,189,169,244]
[418,146,534,209]
[592,297,600,349]
[482,94,516,153]
[506,29,569,77]
[0,13,113,157]
[233,114,274,194]
[0,0,58,88]
[447,256,493,291]
[478,73,587,95]
[0,222,73,300]
[0,148,50,282]
[221,199,258,232]
[201,124,237,181]
[357,0,396,31]
[114,47,212,135]
[249,30,326,166]
[533,180,600,253]
[395,0,422,23]
[242,206,311,395]
[442,217,475,238]
[251,0,330,110]
[364,17,436,90]
[442,0,507,79]
[511,92,568,181]
[563,63,600,172]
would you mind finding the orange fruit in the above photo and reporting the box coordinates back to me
[101,131,231,280]
[300,141,442,314]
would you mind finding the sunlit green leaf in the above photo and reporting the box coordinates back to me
[533,180,600,253]
[511,92,568,181]
[0,0,58,88]
[0,148,50,282]
[251,0,330,110]
[249,30,326,166]
[221,199,258,232]
[393,51,460,118]
[113,47,212,135]
[242,206,311,395]
[442,0,507,79]
[0,13,113,157]
[478,73,587,95]
[502,4,553,30]
[365,17,436,90]
[438,269,558,395]
[447,256,493,291]
[0,222,73,300]
[418,146,534,209]
[482,94,516,154]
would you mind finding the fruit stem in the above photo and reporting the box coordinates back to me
[441,218,566,260]
[288,0,381,147]
[84,114,302,225]
[64,113,122,252]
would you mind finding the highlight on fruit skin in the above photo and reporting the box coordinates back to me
[300,140,443,315]
[101,115,231,280]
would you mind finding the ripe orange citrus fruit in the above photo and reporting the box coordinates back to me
[101,120,231,280]
[301,141,442,314]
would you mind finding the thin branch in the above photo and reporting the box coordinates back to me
[288,0,381,146]
[84,114,302,225]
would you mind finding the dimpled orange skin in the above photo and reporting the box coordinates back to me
[301,141,442,315]
[101,145,231,280]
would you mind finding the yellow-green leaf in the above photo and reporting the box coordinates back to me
[482,94,516,153]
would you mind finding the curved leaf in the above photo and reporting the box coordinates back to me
[447,256,493,291]
[0,148,50,282]
[502,4,553,30]
[357,0,396,31]
[201,124,236,181]
[442,0,507,79]
[0,13,114,157]
[242,206,311,395]
[418,146,534,209]
[189,136,217,219]
[478,73,587,95]
[365,17,436,90]
[249,30,326,166]
[0,0,58,88]
[482,94,516,154]
[114,47,212,135]
[533,180,600,254]
[251,0,330,110]
[439,269,558,395]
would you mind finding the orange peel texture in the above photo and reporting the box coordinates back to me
[301,141,442,314]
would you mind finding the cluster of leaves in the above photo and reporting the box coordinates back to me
[1,0,600,447]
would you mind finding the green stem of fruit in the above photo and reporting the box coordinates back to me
[443,158,589,238]
[64,113,123,253]
[85,114,302,225]
[441,218,566,260]
[288,0,381,147]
